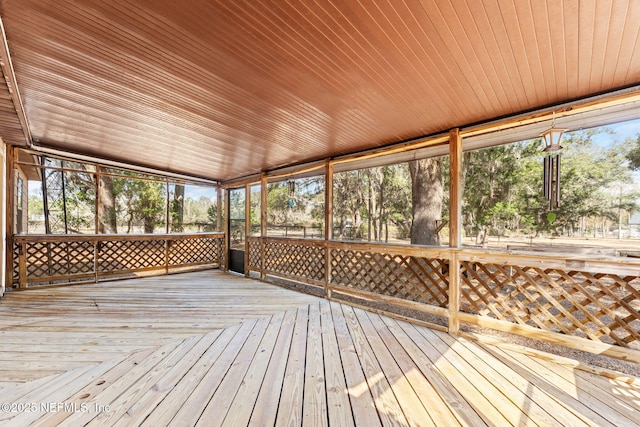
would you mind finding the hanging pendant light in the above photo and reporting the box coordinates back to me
[541,127,566,152]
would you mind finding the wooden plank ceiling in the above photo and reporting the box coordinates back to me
[0,0,639,181]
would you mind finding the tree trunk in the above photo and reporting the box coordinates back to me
[98,175,117,234]
[409,158,443,246]
[144,215,155,233]
[126,198,134,234]
[378,168,386,242]
[172,184,185,232]
[367,173,372,241]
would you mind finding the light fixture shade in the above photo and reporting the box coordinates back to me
[541,128,566,152]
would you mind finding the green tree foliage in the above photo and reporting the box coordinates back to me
[333,170,366,238]
[52,171,96,233]
[27,194,43,220]
[44,164,167,234]
[626,133,640,170]
[333,164,425,243]
[462,142,536,243]
[330,126,635,245]
[461,128,637,241]
[266,178,325,229]
[266,182,296,224]
[554,130,634,235]
[113,177,166,233]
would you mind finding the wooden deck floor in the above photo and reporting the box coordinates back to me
[0,271,638,426]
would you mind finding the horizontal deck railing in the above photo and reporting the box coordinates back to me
[12,233,224,288]
[248,236,640,364]
[12,232,640,364]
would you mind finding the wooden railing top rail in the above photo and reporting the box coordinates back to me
[260,236,454,257]
[261,236,640,274]
[326,240,453,258]
[458,247,640,275]
[14,232,224,243]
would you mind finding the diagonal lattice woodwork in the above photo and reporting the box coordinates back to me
[168,237,221,266]
[263,239,325,283]
[12,233,225,288]
[98,240,166,273]
[12,242,19,282]
[330,248,449,307]
[25,241,95,278]
[460,260,640,348]
[247,237,261,271]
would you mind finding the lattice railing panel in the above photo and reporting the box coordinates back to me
[263,240,325,282]
[12,233,225,288]
[168,237,221,266]
[330,249,449,307]
[12,242,19,282]
[248,238,261,271]
[98,240,166,272]
[26,241,95,278]
[460,261,640,347]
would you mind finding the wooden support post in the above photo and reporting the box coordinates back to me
[165,178,170,234]
[223,188,229,271]
[448,251,460,335]
[94,241,99,283]
[449,128,462,248]
[94,167,100,234]
[324,160,333,298]
[216,186,223,233]
[448,128,462,334]
[260,173,267,281]
[165,239,170,275]
[93,166,100,283]
[245,183,251,278]
[4,144,14,290]
[18,240,26,289]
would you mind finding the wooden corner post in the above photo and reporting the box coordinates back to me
[244,183,251,278]
[324,159,333,298]
[5,144,15,291]
[448,128,462,334]
[449,128,462,248]
[260,173,267,281]
[222,187,229,271]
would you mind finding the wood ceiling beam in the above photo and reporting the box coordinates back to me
[0,17,31,147]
